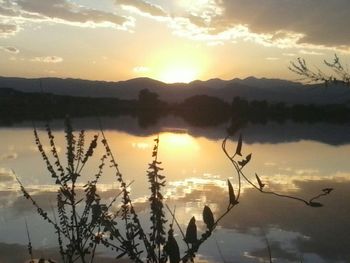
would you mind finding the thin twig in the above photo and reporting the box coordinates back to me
[25,218,34,262]
[165,204,189,250]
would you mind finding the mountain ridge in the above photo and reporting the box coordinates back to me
[0,75,349,105]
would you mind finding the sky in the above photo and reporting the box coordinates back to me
[0,0,350,83]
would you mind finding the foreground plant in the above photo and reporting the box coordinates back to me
[289,54,350,86]
[17,118,108,263]
[17,118,333,263]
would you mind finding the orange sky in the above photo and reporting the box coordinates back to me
[0,0,350,83]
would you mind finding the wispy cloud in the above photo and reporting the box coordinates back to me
[299,50,324,56]
[0,0,133,33]
[0,152,18,161]
[0,168,15,183]
[207,41,224,46]
[133,66,150,73]
[283,53,297,57]
[31,56,63,63]
[0,23,19,37]
[266,57,280,61]
[0,46,19,54]
[118,0,167,18]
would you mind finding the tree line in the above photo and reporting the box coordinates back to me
[1,87,349,127]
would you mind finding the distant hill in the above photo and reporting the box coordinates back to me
[1,76,350,104]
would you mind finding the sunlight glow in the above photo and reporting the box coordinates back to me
[149,46,207,83]
[161,132,193,147]
[160,132,199,151]
[131,142,150,150]
[159,65,198,83]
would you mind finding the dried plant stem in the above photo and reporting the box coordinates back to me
[25,219,34,263]
[222,135,331,206]
[98,119,156,262]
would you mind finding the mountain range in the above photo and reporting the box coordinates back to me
[1,76,350,105]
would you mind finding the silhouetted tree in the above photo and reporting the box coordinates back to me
[248,100,269,123]
[289,54,350,86]
[231,96,249,119]
[179,95,230,126]
[137,89,167,128]
[138,88,161,108]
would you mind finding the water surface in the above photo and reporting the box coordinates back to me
[0,116,349,262]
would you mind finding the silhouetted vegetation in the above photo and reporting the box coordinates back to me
[136,89,168,128]
[0,88,137,121]
[231,96,350,124]
[16,118,333,263]
[289,54,350,86]
[1,88,349,128]
[17,118,333,263]
[175,95,231,126]
[138,88,165,110]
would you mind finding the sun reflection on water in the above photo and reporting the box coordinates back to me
[159,132,200,154]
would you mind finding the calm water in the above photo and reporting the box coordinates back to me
[0,116,350,262]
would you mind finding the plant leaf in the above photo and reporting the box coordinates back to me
[235,134,243,156]
[164,232,180,263]
[309,201,323,207]
[116,251,127,259]
[227,179,238,206]
[203,205,214,230]
[322,188,333,194]
[255,173,265,190]
[238,153,252,167]
[246,153,252,163]
[185,216,197,244]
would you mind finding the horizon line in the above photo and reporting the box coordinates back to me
[0,74,301,85]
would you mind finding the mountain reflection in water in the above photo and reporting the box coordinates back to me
[0,116,349,263]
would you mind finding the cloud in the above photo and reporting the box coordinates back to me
[283,53,297,57]
[246,240,302,262]
[0,152,18,160]
[0,168,15,183]
[118,0,167,17]
[3,173,349,261]
[299,49,324,56]
[266,57,280,61]
[0,0,132,33]
[161,176,350,261]
[0,23,19,37]
[126,0,348,52]
[167,14,306,50]
[2,0,348,52]
[206,41,224,46]
[264,162,277,166]
[31,56,63,63]
[133,66,150,73]
[16,0,127,25]
[9,183,124,215]
[210,0,350,49]
[0,46,19,54]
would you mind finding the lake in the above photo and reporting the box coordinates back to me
[0,115,349,263]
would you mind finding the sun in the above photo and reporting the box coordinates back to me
[158,64,198,83]
[148,46,207,83]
